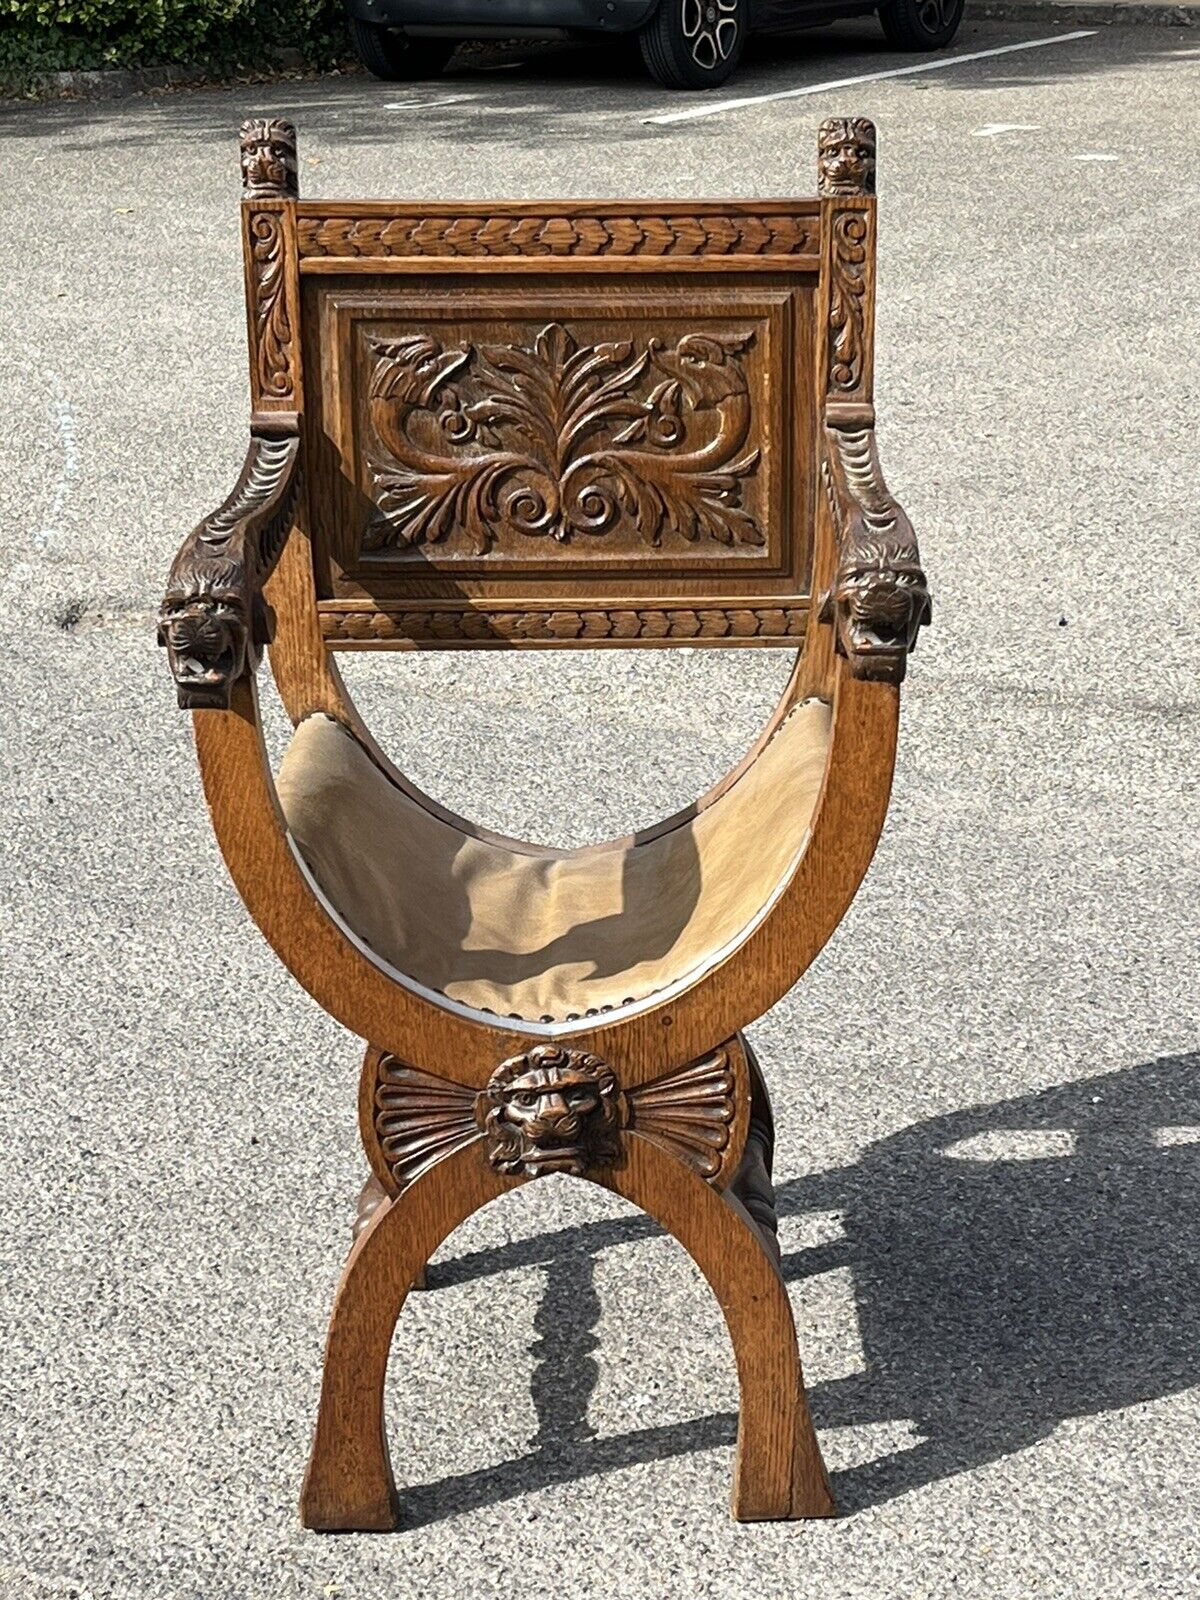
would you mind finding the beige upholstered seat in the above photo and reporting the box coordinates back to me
[276,698,832,1022]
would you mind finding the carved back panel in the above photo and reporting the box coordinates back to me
[239,159,874,650]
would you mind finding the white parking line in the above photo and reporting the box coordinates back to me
[972,122,1042,136]
[643,30,1097,125]
[383,93,479,111]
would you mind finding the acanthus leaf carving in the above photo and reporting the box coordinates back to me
[248,211,295,403]
[361,321,764,557]
[319,605,806,647]
[827,211,870,397]
[296,211,816,260]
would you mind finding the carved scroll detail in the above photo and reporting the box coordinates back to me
[248,211,295,402]
[320,605,806,647]
[820,426,930,684]
[625,1048,736,1180]
[239,116,298,199]
[297,212,816,260]
[158,432,300,708]
[817,117,876,197]
[362,321,762,556]
[827,211,870,396]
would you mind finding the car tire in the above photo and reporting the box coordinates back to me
[348,17,455,80]
[878,0,964,50]
[639,0,746,90]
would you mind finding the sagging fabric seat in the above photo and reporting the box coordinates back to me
[277,698,832,1022]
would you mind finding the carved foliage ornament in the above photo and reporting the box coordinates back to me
[372,1045,738,1187]
[817,117,876,197]
[828,211,870,397]
[820,427,930,683]
[362,320,763,556]
[158,434,300,708]
[239,117,298,199]
[248,211,295,403]
[297,211,816,260]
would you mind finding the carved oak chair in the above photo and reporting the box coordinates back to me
[159,113,928,1530]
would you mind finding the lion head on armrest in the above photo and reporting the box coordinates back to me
[158,558,265,710]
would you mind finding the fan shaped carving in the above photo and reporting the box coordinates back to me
[374,1056,481,1189]
[626,1048,737,1180]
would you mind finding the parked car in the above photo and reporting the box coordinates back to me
[344,0,965,91]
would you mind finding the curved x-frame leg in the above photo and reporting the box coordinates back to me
[606,1138,834,1520]
[301,1147,511,1531]
[302,1121,833,1530]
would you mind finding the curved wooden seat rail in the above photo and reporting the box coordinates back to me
[159,113,929,1530]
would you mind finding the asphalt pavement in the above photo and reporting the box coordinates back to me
[1,17,1199,1599]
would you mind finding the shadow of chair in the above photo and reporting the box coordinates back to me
[396,1048,1200,1526]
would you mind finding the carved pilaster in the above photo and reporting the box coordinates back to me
[827,210,873,401]
[819,119,876,410]
[239,118,301,413]
[816,116,928,683]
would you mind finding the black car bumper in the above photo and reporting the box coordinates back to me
[345,0,660,33]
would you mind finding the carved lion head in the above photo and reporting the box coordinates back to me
[158,561,249,709]
[830,549,931,678]
[238,117,298,199]
[478,1045,625,1178]
[818,117,876,197]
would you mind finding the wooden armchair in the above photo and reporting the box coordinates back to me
[159,113,928,1530]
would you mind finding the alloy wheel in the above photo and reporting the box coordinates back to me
[916,0,957,29]
[681,0,739,72]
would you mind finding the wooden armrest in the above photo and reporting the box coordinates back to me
[158,425,301,709]
[819,421,931,685]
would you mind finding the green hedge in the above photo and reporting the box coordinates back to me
[1,0,349,86]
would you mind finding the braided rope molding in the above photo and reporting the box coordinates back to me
[319,605,808,645]
[296,212,818,260]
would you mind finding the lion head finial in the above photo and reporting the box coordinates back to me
[817,117,876,197]
[238,117,298,199]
